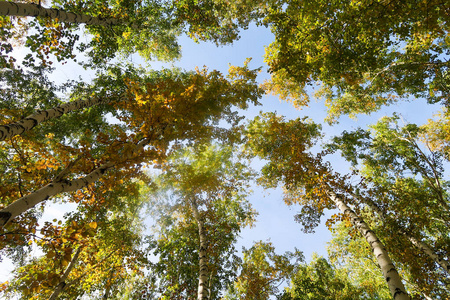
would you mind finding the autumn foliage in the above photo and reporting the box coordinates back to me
[1,0,449,299]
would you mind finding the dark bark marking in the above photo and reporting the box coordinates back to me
[393,288,407,299]
[0,211,12,225]
[386,267,397,274]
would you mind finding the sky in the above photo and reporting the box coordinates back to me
[0,17,444,297]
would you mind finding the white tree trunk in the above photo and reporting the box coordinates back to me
[353,191,450,275]
[0,162,114,228]
[0,138,150,228]
[0,1,119,26]
[190,199,209,300]
[48,247,82,300]
[326,189,410,300]
[405,234,450,274]
[0,96,115,141]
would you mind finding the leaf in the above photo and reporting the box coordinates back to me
[88,222,97,229]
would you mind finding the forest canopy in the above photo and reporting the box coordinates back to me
[0,0,448,299]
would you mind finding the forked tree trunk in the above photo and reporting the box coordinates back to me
[0,1,119,26]
[352,192,450,275]
[326,189,410,300]
[48,247,82,300]
[0,96,117,141]
[190,198,209,300]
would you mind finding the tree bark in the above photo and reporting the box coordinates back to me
[0,1,119,26]
[326,188,410,300]
[352,192,450,275]
[0,162,114,228]
[102,269,115,299]
[405,234,450,274]
[190,198,209,300]
[0,138,150,228]
[0,96,116,141]
[48,247,82,300]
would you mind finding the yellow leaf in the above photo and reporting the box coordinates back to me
[88,222,97,229]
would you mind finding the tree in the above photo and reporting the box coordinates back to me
[0,0,182,66]
[225,241,303,300]
[327,221,393,300]
[279,254,370,300]
[0,0,266,67]
[327,115,450,297]
[0,64,262,247]
[327,220,441,299]
[0,63,148,145]
[0,1,120,25]
[2,178,149,300]
[245,112,410,299]
[0,81,117,142]
[261,0,449,122]
[147,143,256,299]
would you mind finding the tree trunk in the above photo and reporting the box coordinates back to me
[0,96,116,141]
[0,138,150,228]
[0,162,114,228]
[0,1,119,26]
[102,283,112,299]
[404,234,450,274]
[102,269,115,299]
[48,247,82,300]
[326,188,410,300]
[190,198,209,300]
[353,192,450,275]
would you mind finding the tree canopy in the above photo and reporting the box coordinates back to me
[1,1,449,299]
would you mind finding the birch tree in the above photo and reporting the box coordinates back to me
[2,181,147,300]
[0,92,120,142]
[147,143,256,299]
[47,246,82,300]
[245,112,410,299]
[327,115,450,297]
[0,1,119,25]
[225,241,303,300]
[0,0,181,66]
